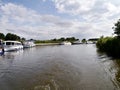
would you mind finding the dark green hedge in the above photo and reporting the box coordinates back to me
[96,36,120,57]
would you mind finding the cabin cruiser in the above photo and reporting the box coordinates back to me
[23,40,35,48]
[60,41,72,45]
[72,41,82,45]
[2,41,23,52]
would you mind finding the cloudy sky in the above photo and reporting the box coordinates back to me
[0,0,120,40]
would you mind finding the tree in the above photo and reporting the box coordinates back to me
[66,37,78,42]
[52,38,57,41]
[21,38,26,41]
[82,38,87,43]
[58,37,65,41]
[0,33,5,40]
[5,33,21,41]
[113,19,120,36]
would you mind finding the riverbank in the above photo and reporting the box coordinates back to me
[35,43,60,46]
[96,36,120,58]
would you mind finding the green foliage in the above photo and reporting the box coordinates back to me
[57,37,78,42]
[82,38,87,43]
[66,37,79,42]
[88,38,99,41]
[113,19,120,36]
[58,37,66,42]
[21,38,26,41]
[96,36,120,57]
[35,40,59,44]
[5,33,21,41]
[35,37,79,44]
[0,32,26,42]
[0,33,5,40]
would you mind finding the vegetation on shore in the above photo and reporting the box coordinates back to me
[35,37,79,44]
[0,33,79,44]
[96,19,120,57]
[96,36,120,57]
[0,33,25,41]
[0,33,97,45]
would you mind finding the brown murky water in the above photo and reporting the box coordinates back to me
[0,44,120,90]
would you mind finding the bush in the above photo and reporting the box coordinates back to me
[96,36,120,57]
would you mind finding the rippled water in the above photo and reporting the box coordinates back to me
[0,44,120,90]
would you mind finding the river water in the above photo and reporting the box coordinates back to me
[0,44,120,90]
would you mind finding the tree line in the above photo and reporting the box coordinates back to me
[52,37,79,42]
[35,37,79,44]
[0,33,25,41]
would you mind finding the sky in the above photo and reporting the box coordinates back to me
[0,0,120,40]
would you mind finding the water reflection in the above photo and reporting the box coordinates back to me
[97,51,120,89]
[112,59,120,86]
[0,50,23,78]
[2,50,23,59]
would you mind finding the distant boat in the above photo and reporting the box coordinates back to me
[87,41,97,44]
[72,41,82,45]
[2,41,23,52]
[60,41,72,45]
[23,40,35,48]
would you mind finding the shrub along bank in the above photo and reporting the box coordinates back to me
[96,36,120,57]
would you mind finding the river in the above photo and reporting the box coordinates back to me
[0,44,120,90]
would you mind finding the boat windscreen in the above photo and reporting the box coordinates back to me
[6,42,12,45]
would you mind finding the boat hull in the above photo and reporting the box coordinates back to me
[2,41,23,52]
[23,41,36,48]
[60,42,72,45]
[4,45,23,52]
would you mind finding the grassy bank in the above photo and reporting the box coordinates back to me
[96,36,120,57]
[35,40,60,44]
[35,43,60,46]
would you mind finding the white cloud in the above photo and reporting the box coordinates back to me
[52,0,120,22]
[53,0,96,15]
[42,0,46,2]
[0,1,119,40]
[0,3,76,39]
[1,3,42,24]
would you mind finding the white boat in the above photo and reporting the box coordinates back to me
[23,41,35,48]
[72,41,82,45]
[60,41,72,45]
[3,41,23,52]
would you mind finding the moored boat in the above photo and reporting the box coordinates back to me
[23,40,36,48]
[60,41,72,45]
[72,41,82,45]
[2,41,23,52]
